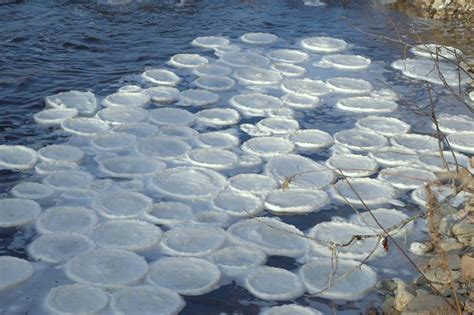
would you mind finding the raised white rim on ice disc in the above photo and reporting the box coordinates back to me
[265,188,329,214]
[351,208,413,235]
[240,32,278,45]
[326,153,378,177]
[271,63,307,77]
[332,177,397,206]
[192,63,232,77]
[234,68,283,85]
[241,136,294,158]
[219,52,270,68]
[290,129,333,150]
[228,173,278,195]
[145,86,180,104]
[180,88,220,105]
[61,117,110,136]
[35,206,98,235]
[0,256,34,291]
[318,54,371,70]
[186,148,239,170]
[45,90,97,115]
[391,133,440,153]
[209,245,267,278]
[149,107,196,126]
[10,182,55,200]
[281,93,320,109]
[46,284,109,314]
[196,108,240,126]
[91,132,137,152]
[281,78,331,96]
[102,92,150,108]
[136,136,191,160]
[336,96,398,113]
[65,249,149,289]
[0,145,38,170]
[147,257,221,296]
[192,36,230,49]
[230,93,283,117]
[326,77,373,94]
[194,76,235,92]
[92,190,152,219]
[356,116,410,137]
[38,144,84,164]
[97,106,148,125]
[434,114,474,134]
[141,69,181,86]
[261,304,323,315]
[169,53,208,68]
[43,170,94,191]
[446,132,474,154]
[378,166,436,190]
[144,202,194,226]
[213,188,264,217]
[34,108,78,125]
[244,266,304,301]
[268,49,309,63]
[368,147,419,167]
[301,36,347,53]
[334,128,388,151]
[98,156,166,179]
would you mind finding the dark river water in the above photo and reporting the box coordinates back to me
[0,1,471,314]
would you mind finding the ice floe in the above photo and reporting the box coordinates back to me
[299,258,377,300]
[38,144,84,164]
[10,182,55,201]
[281,78,331,96]
[213,188,264,217]
[61,117,110,136]
[391,133,440,153]
[43,170,93,191]
[334,129,388,151]
[65,249,148,289]
[186,148,239,170]
[411,184,453,208]
[46,284,109,315]
[102,92,150,108]
[290,129,334,150]
[151,166,226,201]
[351,208,413,236]
[147,257,221,295]
[332,178,397,206]
[0,256,34,291]
[228,173,278,195]
[145,86,180,104]
[241,32,278,45]
[0,145,38,171]
[234,68,283,85]
[136,136,191,160]
[196,131,240,149]
[326,153,378,177]
[281,93,320,109]
[368,147,419,167]
[317,54,371,70]
[35,206,98,235]
[447,132,474,154]
[93,190,152,219]
[97,106,148,124]
[244,266,304,300]
[158,124,198,140]
[28,232,95,264]
[112,122,159,138]
[169,53,208,68]
[142,68,181,86]
[241,136,294,158]
[336,96,398,113]
[209,245,267,278]
[435,114,474,134]
[219,52,270,68]
[356,116,410,137]
[91,132,137,152]
[266,188,329,214]
[196,108,240,126]
[33,108,78,125]
[378,166,436,190]
[301,36,347,53]
[193,63,232,77]
[45,90,97,115]
[35,161,80,175]
[192,36,230,49]
[227,217,309,257]
[194,76,235,92]
[271,63,307,77]
[99,156,166,178]
[326,77,373,94]
[180,88,220,106]
[230,93,283,117]
[261,304,322,315]
[410,44,463,61]
[149,107,196,126]
[268,49,309,64]
[418,151,470,172]
[111,285,185,315]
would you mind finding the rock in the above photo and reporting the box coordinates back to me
[460,255,474,282]
[416,287,432,296]
[453,219,474,244]
[378,278,398,292]
[445,250,462,270]
[424,267,460,286]
[382,296,400,315]
[439,214,458,237]
[410,242,433,255]
[465,299,474,313]
[439,238,463,254]
[394,282,417,312]
[402,294,456,315]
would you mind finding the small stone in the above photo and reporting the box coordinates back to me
[445,250,462,270]
[381,296,399,315]
[460,255,474,282]
[410,242,432,255]
[413,275,428,287]
[378,279,399,292]
[465,299,474,313]
[439,238,463,254]
[453,219,474,244]
[394,282,416,312]
[402,294,456,315]
[416,287,432,296]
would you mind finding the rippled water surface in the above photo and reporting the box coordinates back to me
[0,1,471,314]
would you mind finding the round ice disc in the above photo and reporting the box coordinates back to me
[196,108,240,126]
[265,154,335,189]
[142,69,181,86]
[240,32,278,45]
[136,136,191,160]
[38,144,84,164]
[299,259,377,300]
[0,145,38,170]
[391,134,440,153]
[192,36,230,49]
[102,92,150,108]
[197,131,240,149]
[447,132,474,154]
[213,188,264,217]
[256,117,299,135]
[144,202,194,226]
[92,219,162,252]
[244,267,304,301]
[160,225,227,257]
[336,96,397,113]
[169,53,208,68]
[192,210,231,228]
[332,177,397,206]
[301,36,347,53]
[36,206,98,235]
[91,132,137,152]
[180,88,220,106]
[65,249,149,289]
[370,88,399,101]
[351,208,413,235]
[228,173,278,195]
[327,77,373,94]
[334,129,388,151]
[10,182,55,200]
[268,49,309,64]
[411,184,453,208]
[290,129,333,150]
[193,63,232,77]
[157,125,198,140]
[112,123,159,138]
[0,256,34,291]
[326,154,378,177]
[43,171,93,191]
[271,63,306,77]
[194,76,235,92]
[147,257,221,296]
[378,166,436,190]
[45,90,97,115]
[35,161,80,175]
[219,52,270,68]
[209,245,267,278]
[118,85,142,93]
[435,114,474,134]
[281,79,331,97]
[261,305,323,315]
[145,86,180,104]
[241,137,294,158]
[410,44,463,61]
[28,232,95,264]
[111,285,185,315]
[46,284,109,315]
[234,68,283,85]
[265,188,329,214]
[227,217,309,257]
[230,93,283,117]
[318,54,371,70]
[99,156,166,179]
[356,116,410,137]
[151,166,226,201]
[418,151,470,172]
[368,147,419,167]
[149,108,196,126]
[186,148,239,170]
[92,190,152,219]
[97,106,148,125]
[34,108,78,125]
[61,117,109,136]
[281,94,320,109]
